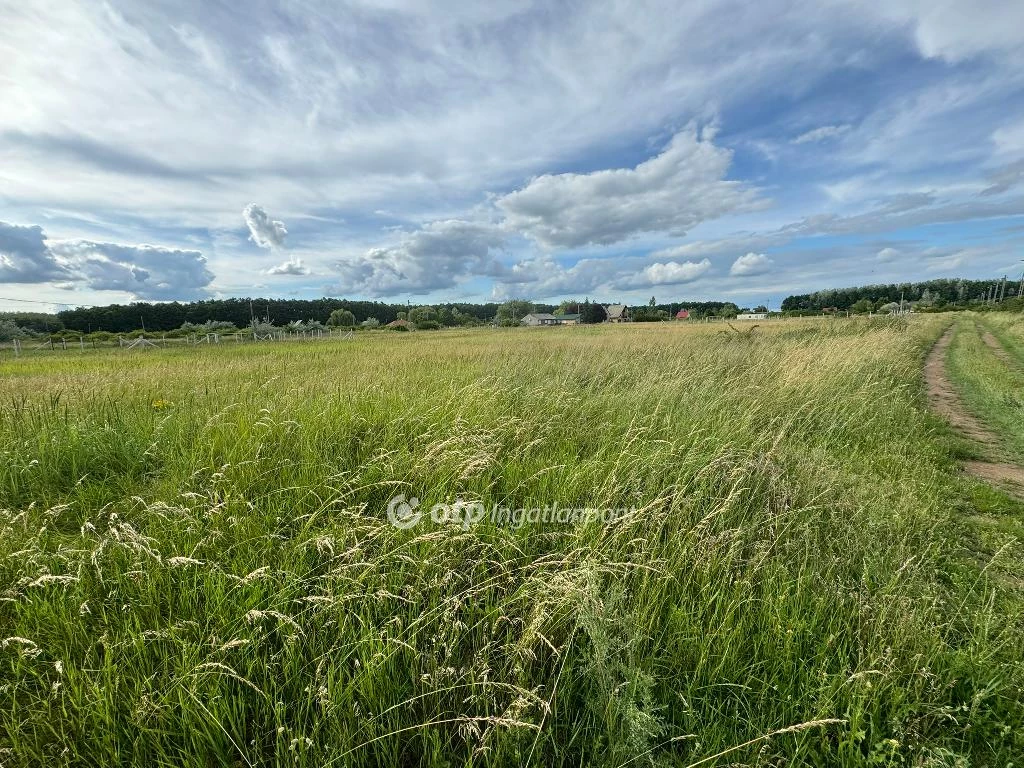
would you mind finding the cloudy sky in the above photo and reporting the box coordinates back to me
[2,0,1024,311]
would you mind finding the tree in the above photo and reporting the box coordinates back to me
[578,300,606,324]
[360,318,381,329]
[327,309,356,327]
[556,299,582,315]
[496,299,534,325]
[753,305,768,313]
[408,306,437,325]
[850,299,873,314]
[0,319,31,342]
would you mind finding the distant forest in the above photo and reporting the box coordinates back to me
[781,277,1017,312]
[52,298,744,333]
[55,298,532,334]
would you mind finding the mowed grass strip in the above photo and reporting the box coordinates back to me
[0,318,1021,767]
[947,317,1024,463]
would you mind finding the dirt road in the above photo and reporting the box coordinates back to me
[925,327,1024,495]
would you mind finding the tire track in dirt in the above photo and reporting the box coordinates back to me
[981,328,1015,367]
[925,327,1024,496]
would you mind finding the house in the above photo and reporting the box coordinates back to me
[553,313,580,325]
[520,313,558,326]
[385,318,415,330]
[604,304,630,323]
[675,309,690,320]
[736,312,768,321]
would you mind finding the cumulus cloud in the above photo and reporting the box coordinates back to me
[332,220,505,296]
[243,203,287,249]
[0,221,69,283]
[792,124,851,144]
[730,252,773,276]
[267,256,310,275]
[49,240,214,300]
[631,259,712,287]
[877,247,901,261]
[496,130,761,249]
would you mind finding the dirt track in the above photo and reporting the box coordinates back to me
[981,330,1014,366]
[925,327,1024,495]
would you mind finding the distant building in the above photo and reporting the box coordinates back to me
[553,313,580,325]
[604,304,630,323]
[675,309,690,320]
[520,313,558,326]
[736,312,768,321]
[385,318,415,330]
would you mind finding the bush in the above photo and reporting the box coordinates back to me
[0,319,32,342]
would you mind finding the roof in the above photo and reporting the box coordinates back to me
[385,318,413,328]
[605,304,628,319]
[553,313,580,320]
[675,309,690,318]
[522,313,557,320]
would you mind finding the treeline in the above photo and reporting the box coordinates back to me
[641,301,745,320]
[781,278,1015,312]
[0,312,65,334]
[57,298,514,333]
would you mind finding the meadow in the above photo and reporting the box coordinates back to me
[1,317,1022,767]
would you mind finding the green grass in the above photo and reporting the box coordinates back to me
[0,318,1022,767]
[946,316,1024,463]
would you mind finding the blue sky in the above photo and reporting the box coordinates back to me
[1,0,1023,312]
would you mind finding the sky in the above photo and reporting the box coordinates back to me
[2,0,1024,313]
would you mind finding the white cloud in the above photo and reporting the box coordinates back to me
[633,259,712,286]
[860,0,1024,62]
[243,203,287,249]
[1,0,1023,307]
[332,220,505,296]
[877,247,901,261]
[496,130,762,249]
[49,240,214,300]
[792,124,850,144]
[267,256,310,275]
[730,252,773,276]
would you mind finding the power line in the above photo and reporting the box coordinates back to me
[0,296,98,308]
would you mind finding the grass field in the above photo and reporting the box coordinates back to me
[1,317,1023,767]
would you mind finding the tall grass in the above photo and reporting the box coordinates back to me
[0,318,1021,766]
